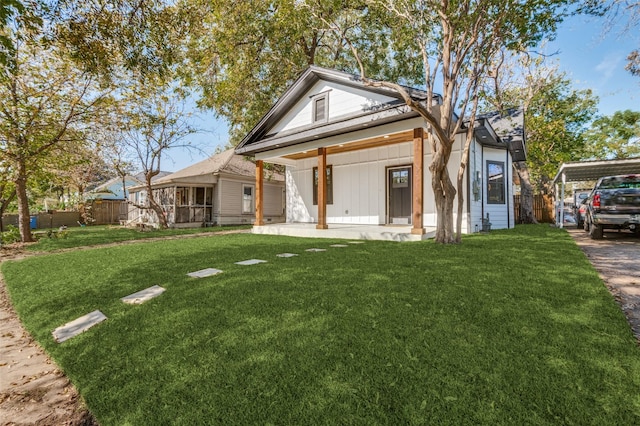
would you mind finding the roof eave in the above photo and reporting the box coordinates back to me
[236,105,420,156]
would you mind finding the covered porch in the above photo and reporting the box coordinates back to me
[252,222,437,242]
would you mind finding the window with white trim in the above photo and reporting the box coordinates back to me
[242,185,254,214]
[312,93,328,123]
[487,161,505,204]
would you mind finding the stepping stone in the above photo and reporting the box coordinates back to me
[330,244,348,248]
[348,241,365,244]
[52,310,107,343]
[121,285,166,305]
[187,268,223,278]
[235,259,267,265]
[305,248,327,252]
[276,253,298,258]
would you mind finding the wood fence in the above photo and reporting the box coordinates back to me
[1,211,80,230]
[87,200,128,225]
[513,194,555,223]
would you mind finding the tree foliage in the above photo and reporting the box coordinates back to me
[526,78,597,190]
[482,54,598,193]
[313,0,578,242]
[585,110,640,159]
[182,0,398,143]
[50,0,186,79]
[0,5,113,242]
[117,81,197,229]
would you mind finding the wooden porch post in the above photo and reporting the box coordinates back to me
[317,147,328,229]
[412,128,425,235]
[255,160,264,226]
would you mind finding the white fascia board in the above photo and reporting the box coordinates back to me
[255,117,426,162]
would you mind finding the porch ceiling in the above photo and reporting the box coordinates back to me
[282,129,416,160]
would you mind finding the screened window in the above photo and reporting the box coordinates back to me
[176,187,189,206]
[312,165,333,205]
[487,161,505,204]
[242,185,254,214]
[195,187,205,205]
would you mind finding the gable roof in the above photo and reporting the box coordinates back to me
[474,108,527,161]
[146,149,283,187]
[236,66,441,156]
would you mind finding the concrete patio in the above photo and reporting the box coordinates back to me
[252,223,437,242]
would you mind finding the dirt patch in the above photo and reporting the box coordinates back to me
[566,227,640,342]
[0,275,98,426]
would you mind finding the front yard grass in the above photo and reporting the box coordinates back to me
[27,224,251,252]
[3,225,640,425]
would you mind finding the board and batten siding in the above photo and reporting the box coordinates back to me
[270,81,398,134]
[284,131,485,233]
[482,146,514,230]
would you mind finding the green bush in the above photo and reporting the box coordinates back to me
[1,225,21,244]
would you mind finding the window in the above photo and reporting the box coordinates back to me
[242,185,254,214]
[312,165,333,205]
[176,187,189,206]
[195,187,205,205]
[312,94,328,123]
[391,169,409,188]
[487,161,505,204]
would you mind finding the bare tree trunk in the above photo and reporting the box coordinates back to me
[15,163,34,242]
[514,161,537,224]
[431,165,456,244]
[145,179,168,229]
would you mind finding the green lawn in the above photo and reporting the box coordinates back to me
[27,224,251,251]
[3,225,640,425]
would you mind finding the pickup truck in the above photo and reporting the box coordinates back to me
[584,174,640,239]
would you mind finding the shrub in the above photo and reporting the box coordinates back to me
[1,225,21,244]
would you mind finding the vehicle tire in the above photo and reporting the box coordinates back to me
[589,223,603,239]
[577,218,584,229]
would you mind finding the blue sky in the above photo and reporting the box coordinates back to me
[165,13,639,172]
[548,13,638,116]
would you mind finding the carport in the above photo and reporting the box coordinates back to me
[552,158,640,227]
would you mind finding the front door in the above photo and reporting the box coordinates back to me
[388,166,412,225]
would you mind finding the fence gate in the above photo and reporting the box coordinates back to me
[91,200,128,225]
[513,194,554,223]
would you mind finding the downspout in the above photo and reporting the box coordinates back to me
[481,145,485,223]
[506,148,510,229]
[466,137,471,233]
[559,172,566,228]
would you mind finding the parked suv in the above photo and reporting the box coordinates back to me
[573,190,591,228]
[584,174,640,239]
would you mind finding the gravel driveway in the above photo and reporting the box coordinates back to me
[566,227,640,341]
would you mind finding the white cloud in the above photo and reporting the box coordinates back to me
[594,52,624,82]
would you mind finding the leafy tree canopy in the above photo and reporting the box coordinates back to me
[585,109,640,159]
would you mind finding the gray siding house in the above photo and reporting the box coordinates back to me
[128,149,285,228]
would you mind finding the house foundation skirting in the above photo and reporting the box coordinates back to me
[252,223,436,242]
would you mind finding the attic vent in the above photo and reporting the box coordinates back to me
[312,93,328,123]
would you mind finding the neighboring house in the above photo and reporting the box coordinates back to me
[84,172,172,225]
[85,172,172,201]
[235,66,524,239]
[86,175,142,201]
[128,149,285,228]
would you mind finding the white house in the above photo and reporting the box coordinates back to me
[128,149,285,228]
[235,66,524,240]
